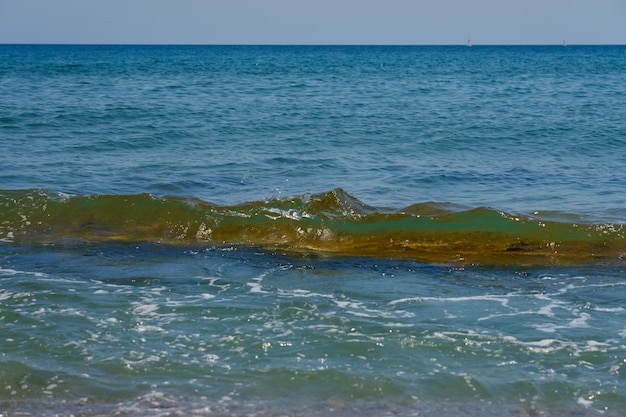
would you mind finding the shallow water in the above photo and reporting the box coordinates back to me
[2,244,625,415]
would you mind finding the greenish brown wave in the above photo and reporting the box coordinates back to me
[1,189,624,265]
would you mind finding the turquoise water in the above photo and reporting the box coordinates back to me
[1,45,625,416]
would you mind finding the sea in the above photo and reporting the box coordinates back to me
[1,44,625,416]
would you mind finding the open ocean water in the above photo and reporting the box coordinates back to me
[1,44,626,416]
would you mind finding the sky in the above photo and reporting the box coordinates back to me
[0,0,625,45]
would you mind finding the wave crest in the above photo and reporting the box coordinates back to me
[1,189,624,265]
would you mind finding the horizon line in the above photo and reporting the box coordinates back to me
[2,42,625,47]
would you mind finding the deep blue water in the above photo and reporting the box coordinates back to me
[2,45,626,217]
[1,45,625,416]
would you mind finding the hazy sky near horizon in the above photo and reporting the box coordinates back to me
[1,0,625,45]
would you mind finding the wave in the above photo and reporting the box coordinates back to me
[1,189,624,265]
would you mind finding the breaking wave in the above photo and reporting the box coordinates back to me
[1,188,624,265]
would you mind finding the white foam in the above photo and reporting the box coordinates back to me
[203,354,220,363]
[0,267,47,277]
[265,207,311,221]
[577,396,593,408]
[533,312,590,333]
[0,231,15,242]
[277,288,331,299]
[131,303,160,316]
[501,335,615,356]
[247,270,271,294]
[584,340,612,352]
[389,294,511,307]
[478,310,535,322]
[593,306,624,312]
[334,298,415,319]
[198,293,216,299]
[135,324,168,333]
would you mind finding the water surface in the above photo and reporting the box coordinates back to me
[1,44,625,416]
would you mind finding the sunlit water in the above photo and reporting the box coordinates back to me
[1,45,625,416]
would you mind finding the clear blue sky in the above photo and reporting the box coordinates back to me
[1,0,625,45]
